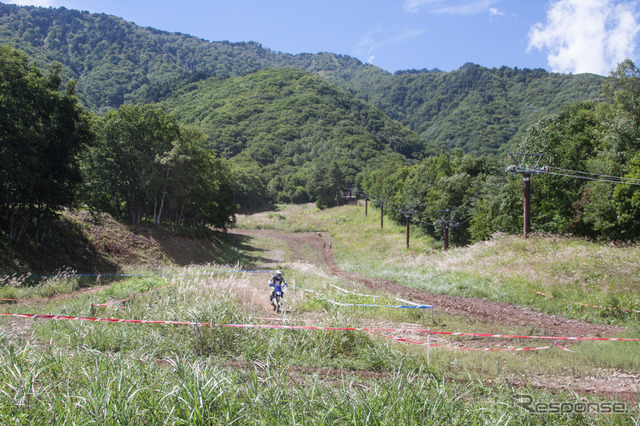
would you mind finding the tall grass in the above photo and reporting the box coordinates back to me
[0,331,631,424]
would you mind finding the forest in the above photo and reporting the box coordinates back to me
[361,61,640,244]
[0,46,235,242]
[1,4,639,245]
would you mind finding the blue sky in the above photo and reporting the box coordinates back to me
[5,0,640,75]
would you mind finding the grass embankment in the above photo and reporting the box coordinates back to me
[0,210,253,275]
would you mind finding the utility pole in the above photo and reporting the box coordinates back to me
[506,153,546,239]
[434,209,459,251]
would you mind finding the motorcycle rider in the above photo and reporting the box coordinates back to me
[269,270,288,306]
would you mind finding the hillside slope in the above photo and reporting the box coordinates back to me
[346,64,605,155]
[0,3,374,112]
[0,211,247,274]
[158,68,428,203]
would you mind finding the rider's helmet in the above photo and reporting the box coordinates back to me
[275,270,283,278]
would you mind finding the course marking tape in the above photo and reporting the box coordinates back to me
[532,290,640,313]
[370,332,562,352]
[10,270,274,280]
[1,313,637,342]
[0,312,194,325]
[210,323,639,342]
[330,284,381,298]
[393,297,424,307]
[327,299,433,309]
[292,285,318,294]
[294,284,433,309]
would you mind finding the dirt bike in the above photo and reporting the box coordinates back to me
[270,283,285,313]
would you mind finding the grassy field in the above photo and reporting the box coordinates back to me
[0,204,638,424]
[238,203,640,326]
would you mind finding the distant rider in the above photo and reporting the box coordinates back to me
[269,270,288,303]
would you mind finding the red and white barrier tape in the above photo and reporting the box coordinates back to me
[211,323,639,342]
[532,290,640,313]
[0,312,194,325]
[370,332,571,352]
[1,312,638,342]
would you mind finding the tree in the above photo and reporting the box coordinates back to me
[83,105,236,229]
[0,46,92,241]
[87,105,179,224]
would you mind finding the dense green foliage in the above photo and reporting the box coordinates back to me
[0,3,369,113]
[160,68,427,206]
[0,46,92,242]
[347,63,605,155]
[83,105,236,228]
[0,4,605,156]
[362,151,515,245]
[520,61,640,240]
[363,61,640,243]
[1,47,236,245]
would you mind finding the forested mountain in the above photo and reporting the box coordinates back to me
[0,3,374,112]
[160,68,428,205]
[0,3,606,155]
[346,64,605,155]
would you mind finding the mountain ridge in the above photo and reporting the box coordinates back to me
[0,3,606,156]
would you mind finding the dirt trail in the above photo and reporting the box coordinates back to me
[230,229,640,403]
[231,229,623,338]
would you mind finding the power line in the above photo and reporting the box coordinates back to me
[547,167,639,181]
[544,167,640,186]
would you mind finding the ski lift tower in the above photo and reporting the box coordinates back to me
[505,153,547,239]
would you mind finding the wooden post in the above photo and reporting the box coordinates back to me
[406,216,410,249]
[523,174,531,239]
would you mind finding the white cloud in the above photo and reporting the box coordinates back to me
[354,27,425,65]
[528,0,640,75]
[489,7,505,17]
[403,0,498,15]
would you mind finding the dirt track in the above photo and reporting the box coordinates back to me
[230,228,640,403]
[230,229,623,338]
